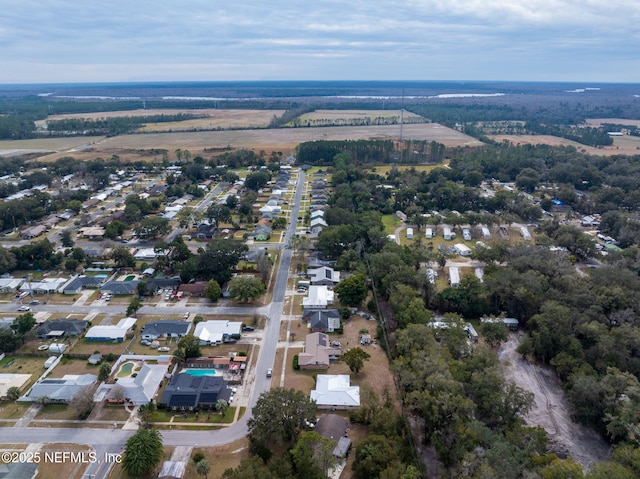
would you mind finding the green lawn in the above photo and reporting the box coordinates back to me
[381,214,401,234]
[150,406,236,424]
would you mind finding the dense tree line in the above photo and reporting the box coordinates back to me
[524,121,613,147]
[296,139,396,165]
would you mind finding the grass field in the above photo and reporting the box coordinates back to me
[366,163,448,176]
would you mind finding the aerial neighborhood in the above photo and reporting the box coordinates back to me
[1,83,640,479]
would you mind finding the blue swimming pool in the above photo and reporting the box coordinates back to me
[183,368,217,377]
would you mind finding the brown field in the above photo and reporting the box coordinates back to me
[490,134,640,156]
[70,338,129,356]
[21,122,481,163]
[298,109,424,121]
[185,438,250,479]
[585,118,640,127]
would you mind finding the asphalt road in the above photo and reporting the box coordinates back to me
[0,171,306,478]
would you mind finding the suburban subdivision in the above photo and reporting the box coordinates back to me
[0,82,640,479]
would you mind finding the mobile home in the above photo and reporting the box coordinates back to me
[448,267,460,287]
[462,228,471,241]
[520,226,532,241]
[443,226,454,240]
[454,244,472,257]
[406,228,414,239]
[481,225,491,239]
[425,227,433,239]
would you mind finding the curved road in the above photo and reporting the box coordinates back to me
[0,171,306,478]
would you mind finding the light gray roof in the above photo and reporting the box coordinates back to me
[29,374,97,402]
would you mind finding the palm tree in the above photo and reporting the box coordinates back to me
[215,399,228,416]
[6,386,21,411]
[196,459,210,479]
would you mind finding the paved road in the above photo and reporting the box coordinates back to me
[0,170,306,478]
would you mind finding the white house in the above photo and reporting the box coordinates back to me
[406,228,414,239]
[107,364,167,405]
[425,227,433,239]
[307,266,340,286]
[302,286,335,309]
[134,248,159,261]
[311,375,360,409]
[475,267,484,283]
[462,228,472,241]
[194,320,242,345]
[85,317,137,342]
[310,217,328,229]
[481,225,491,239]
[20,278,67,295]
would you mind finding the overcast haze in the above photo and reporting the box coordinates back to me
[2,0,639,84]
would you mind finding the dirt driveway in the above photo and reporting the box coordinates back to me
[499,334,611,468]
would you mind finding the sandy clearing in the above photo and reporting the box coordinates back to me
[499,334,610,469]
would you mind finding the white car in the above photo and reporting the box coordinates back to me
[18,306,30,312]
[157,347,170,352]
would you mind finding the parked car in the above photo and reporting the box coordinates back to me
[242,326,254,332]
[29,300,40,305]
[140,340,151,346]
[18,306,30,312]
[183,312,190,319]
[158,347,170,352]
[266,368,272,378]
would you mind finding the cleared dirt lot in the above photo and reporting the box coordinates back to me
[499,334,610,469]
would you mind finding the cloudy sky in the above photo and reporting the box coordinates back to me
[1,0,639,83]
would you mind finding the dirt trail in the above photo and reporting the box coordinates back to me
[499,334,611,469]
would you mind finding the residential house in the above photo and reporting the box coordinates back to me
[61,276,104,295]
[146,277,180,293]
[315,414,352,459]
[20,278,67,295]
[85,317,137,342]
[36,318,88,339]
[251,225,272,241]
[194,320,242,345]
[302,286,334,309]
[310,375,360,409]
[308,266,340,286]
[20,225,47,240]
[298,332,342,369]
[0,278,24,293]
[0,374,31,399]
[303,309,341,333]
[87,353,102,365]
[28,374,97,403]
[110,364,168,405]
[101,280,139,295]
[160,373,232,410]
[177,282,207,297]
[79,226,106,240]
[134,248,159,261]
[141,320,190,341]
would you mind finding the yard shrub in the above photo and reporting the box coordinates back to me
[293,354,299,370]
